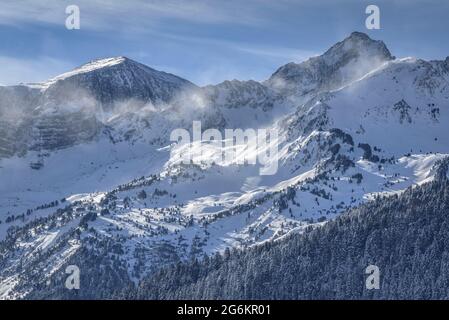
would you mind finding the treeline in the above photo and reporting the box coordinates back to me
[25,174,449,300]
[120,177,449,300]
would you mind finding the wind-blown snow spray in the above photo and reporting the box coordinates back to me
[170,121,279,175]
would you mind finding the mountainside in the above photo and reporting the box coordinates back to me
[1,32,449,299]
[125,175,449,300]
[0,57,196,159]
[40,56,197,108]
[266,32,394,97]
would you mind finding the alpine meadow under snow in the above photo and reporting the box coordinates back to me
[1,32,449,299]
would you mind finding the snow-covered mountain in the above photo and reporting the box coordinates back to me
[0,56,196,159]
[267,32,393,98]
[40,56,197,107]
[1,32,449,299]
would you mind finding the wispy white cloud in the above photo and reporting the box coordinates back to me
[232,45,315,63]
[0,56,73,86]
[0,0,318,86]
[135,29,317,64]
[0,0,271,30]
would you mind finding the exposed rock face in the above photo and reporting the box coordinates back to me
[0,57,197,159]
[266,32,393,96]
[41,57,197,108]
[203,79,279,111]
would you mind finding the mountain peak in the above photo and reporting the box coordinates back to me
[322,31,393,64]
[348,31,371,40]
[267,32,393,95]
[86,55,129,66]
[46,56,137,84]
[41,56,196,107]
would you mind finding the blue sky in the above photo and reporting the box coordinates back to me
[0,0,448,86]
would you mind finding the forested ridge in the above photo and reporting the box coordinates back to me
[125,176,449,300]
[27,175,449,300]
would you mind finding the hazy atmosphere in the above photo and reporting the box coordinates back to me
[0,0,448,85]
[1,0,449,305]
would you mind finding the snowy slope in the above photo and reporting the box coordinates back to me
[1,32,449,299]
[266,32,393,98]
[41,56,197,106]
